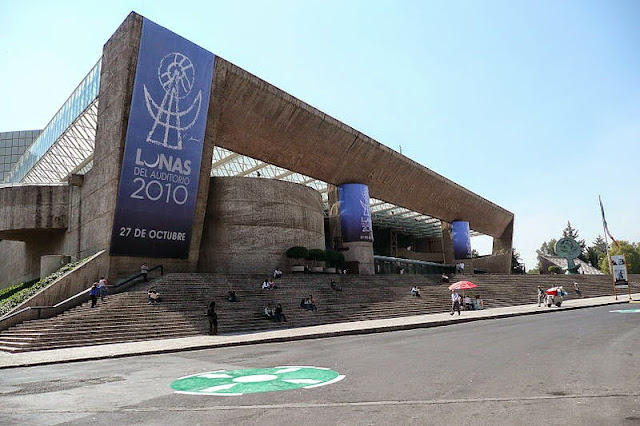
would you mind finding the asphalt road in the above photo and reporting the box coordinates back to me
[1,305,639,426]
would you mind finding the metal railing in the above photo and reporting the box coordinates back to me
[0,265,163,331]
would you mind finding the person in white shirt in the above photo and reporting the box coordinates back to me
[450,290,461,315]
[97,276,108,301]
[410,286,421,297]
[264,304,275,319]
[463,295,473,310]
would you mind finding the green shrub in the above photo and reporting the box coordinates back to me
[0,279,38,301]
[306,249,326,261]
[286,246,309,260]
[325,250,345,268]
[548,265,562,274]
[0,257,88,317]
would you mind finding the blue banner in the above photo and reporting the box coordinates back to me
[110,18,214,258]
[338,184,373,243]
[451,220,471,259]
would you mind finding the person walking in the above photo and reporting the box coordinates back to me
[573,282,582,297]
[206,301,218,335]
[141,263,149,282]
[89,282,99,308]
[97,276,108,301]
[450,290,461,315]
[537,285,545,307]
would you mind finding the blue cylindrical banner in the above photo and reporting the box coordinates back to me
[451,220,471,259]
[338,183,373,243]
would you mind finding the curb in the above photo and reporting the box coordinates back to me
[0,296,636,370]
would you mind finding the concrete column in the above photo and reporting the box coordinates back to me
[441,222,455,264]
[327,184,341,249]
[342,241,375,275]
[492,217,514,273]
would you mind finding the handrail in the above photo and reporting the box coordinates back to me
[0,288,92,322]
[0,265,163,330]
[112,264,163,290]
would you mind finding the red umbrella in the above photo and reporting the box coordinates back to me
[448,281,477,291]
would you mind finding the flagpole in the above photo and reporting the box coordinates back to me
[599,195,617,300]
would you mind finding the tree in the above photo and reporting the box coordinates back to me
[539,239,557,256]
[537,221,587,269]
[585,235,607,269]
[511,248,525,274]
[598,241,640,274]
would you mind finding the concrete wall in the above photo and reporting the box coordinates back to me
[40,255,72,279]
[0,240,33,287]
[0,236,67,288]
[0,185,68,240]
[198,177,325,273]
[87,13,144,279]
[343,241,375,275]
[471,253,512,274]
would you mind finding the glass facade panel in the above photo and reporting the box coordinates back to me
[4,59,101,183]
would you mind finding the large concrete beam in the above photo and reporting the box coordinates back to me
[209,58,513,239]
[0,185,68,240]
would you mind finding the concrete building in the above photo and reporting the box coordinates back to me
[0,12,514,287]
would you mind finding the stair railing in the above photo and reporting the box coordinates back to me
[0,265,163,331]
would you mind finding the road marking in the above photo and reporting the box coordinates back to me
[609,309,640,313]
[171,366,345,395]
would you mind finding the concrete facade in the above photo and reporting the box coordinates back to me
[0,11,515,288]
[198,177,325,273]
[0,185,68,240]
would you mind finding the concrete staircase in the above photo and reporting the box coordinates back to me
[0,272,632,352]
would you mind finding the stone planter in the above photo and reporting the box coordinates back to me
[311,266,324,273]
[291,265,305,273]
[323,267,336,274]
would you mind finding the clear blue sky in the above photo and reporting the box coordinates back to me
[1,0,638,270]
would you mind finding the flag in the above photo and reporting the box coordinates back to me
[599,196,619,247]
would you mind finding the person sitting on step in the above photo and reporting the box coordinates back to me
[273,268,283,279]
[473,294,484,310]
[264,303,275,320]
[464,295,473,310]
[227,290,239,302]
[274,304,287,322]
[410,286,421,297]
[147,286,161,304]
[330,279,342,291]
[302,295,317,311]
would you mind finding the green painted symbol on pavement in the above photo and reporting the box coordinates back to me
[170,366,345,395]
[610,309,640,313]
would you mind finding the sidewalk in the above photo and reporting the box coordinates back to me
[1,293,637,370]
